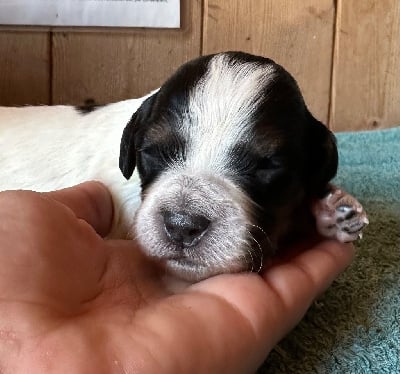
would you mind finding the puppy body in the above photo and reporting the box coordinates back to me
[0,98,145,237]
[0,52,367,282]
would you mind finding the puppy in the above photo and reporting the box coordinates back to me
[0,51,368,283]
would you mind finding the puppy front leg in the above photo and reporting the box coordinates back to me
[312,185,369,243]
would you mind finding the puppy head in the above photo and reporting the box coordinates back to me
[119,51,337,281]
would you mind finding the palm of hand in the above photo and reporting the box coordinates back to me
[0,183,353,373]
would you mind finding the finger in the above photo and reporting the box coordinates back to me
[264,240,355,308]
[182,240,354,370]
[44,181,113,237]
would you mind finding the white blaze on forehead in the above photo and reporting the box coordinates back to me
[182,53,276,173]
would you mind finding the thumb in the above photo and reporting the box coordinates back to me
[44,181,114,237]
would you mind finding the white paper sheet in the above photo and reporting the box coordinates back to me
[0,0,180,28]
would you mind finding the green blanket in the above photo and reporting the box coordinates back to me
[260,127,400,373]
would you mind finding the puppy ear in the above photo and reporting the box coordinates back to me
[119,93,158,179]
[119,111,139,179]
[305,114,338,196]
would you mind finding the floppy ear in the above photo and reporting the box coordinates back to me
[119,93,158,179]
[305,114,338,196]
[119,111,139,179]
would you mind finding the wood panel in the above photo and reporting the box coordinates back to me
[52,0,202,105]
[331,0,400,131]
[203,0,335,125]
[0,31,50,106]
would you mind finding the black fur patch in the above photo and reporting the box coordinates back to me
[75,99,104,114]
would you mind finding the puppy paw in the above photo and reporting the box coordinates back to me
[312,187,369,243]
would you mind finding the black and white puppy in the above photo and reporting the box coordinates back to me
[0,51,368,283]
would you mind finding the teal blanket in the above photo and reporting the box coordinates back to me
[260,127,400,373]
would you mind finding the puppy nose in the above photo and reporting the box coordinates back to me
[163,211,210,247]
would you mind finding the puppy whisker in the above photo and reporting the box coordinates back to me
[248,223,268,239]
[245,244,255,273]
[246,230,264,273]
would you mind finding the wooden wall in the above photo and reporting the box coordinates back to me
[0,0,399,131]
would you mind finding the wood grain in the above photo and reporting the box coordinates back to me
[1,1,399,131]
[203,0,335,124]
[51,0,202,105]
[0,31,50,105]
[331,0,400,131]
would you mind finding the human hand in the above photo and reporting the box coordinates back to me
[0,182,354,373]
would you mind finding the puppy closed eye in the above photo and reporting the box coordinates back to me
[137,146,166,184]
[255,156,284,181]
[139,145,162,161]
[139,142,184,169]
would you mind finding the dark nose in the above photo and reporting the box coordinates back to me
[163,211,210,247]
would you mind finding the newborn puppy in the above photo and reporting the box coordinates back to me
[0,51,368,283]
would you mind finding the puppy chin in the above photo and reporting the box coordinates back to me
[163,257,249,282]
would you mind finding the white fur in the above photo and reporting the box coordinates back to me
[183,54,275,173]
[0,98,146,237]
